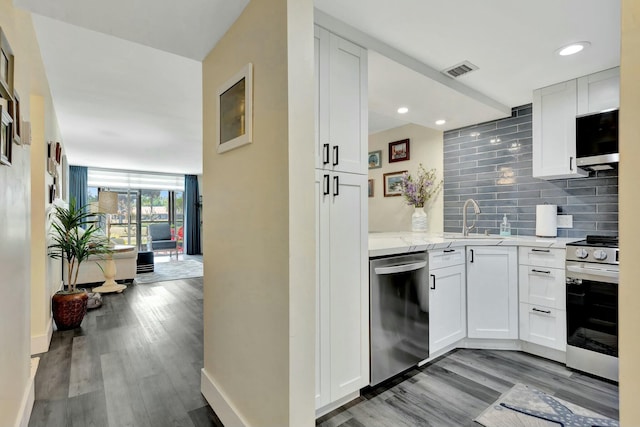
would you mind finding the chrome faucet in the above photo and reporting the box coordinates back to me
[462,198,481,236]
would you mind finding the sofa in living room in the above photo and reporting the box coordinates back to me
[63,245,138,286]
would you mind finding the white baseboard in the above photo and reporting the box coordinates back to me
[200,368,250,427]
[16,357,38,427]
[31,317,53,355]
[462,338,521,350]
[521,342,566,364]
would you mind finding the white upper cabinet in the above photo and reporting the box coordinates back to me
[533,79,587,179]
[315,26,367,174]
[532,67,619,180]
[577,67,620,115]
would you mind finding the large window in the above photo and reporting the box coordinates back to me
[87,168,185,251]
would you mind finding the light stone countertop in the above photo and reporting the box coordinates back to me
[368,231,580,258]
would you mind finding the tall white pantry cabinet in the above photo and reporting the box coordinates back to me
[314,25,369,411]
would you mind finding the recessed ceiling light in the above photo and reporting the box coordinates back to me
[435,119,446,125]
[397,107,409,114]
[557,41,591,56]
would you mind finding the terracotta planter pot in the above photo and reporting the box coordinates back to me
[52,290,88,330]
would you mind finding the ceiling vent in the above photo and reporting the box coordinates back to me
[442,61,478,78]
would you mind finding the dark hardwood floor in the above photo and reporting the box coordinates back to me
[30,276,619,427]
[29,277,223,427]
[317,349,619,427]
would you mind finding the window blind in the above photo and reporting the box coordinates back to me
[87,168,185,191]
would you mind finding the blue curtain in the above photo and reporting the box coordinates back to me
[69,166,88,211]
[185,175,202,255]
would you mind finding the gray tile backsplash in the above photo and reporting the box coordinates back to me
[443,104,618,238]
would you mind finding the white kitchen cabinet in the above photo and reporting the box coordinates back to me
[577,67,620,115]
[518,247,566,352]
[315,26,367,174]
[466,246,518,339]
[429,249,466,354]
[519,303,566,351]
[532,80,588,180]
[315,170,368,409]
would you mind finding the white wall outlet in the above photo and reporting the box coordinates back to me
[557,214,573,228]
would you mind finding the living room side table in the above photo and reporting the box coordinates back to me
[92,244,135,294]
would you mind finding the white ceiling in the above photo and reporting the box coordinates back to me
[15,0,620,174]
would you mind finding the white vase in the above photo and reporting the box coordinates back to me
[412,206,427,232]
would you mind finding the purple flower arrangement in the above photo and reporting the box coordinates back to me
[400,164,443,207]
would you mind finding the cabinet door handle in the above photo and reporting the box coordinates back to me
[430,274,436,290]
[332,145,339,166]
[469,249,474,263]
[333,175,339,196]
[443,249,455,253]
[532,269,551,274]
[569,156,574,171]
[531,248,550,253]
[323,175,330,195]
[532,308,552,315]
[323,144,330,165]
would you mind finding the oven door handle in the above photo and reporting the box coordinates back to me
[566,265,619,280]
[374,261,427,275]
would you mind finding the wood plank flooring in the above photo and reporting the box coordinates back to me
[29,277,224,427]
[30,274,618,427]
[317,349,619,427]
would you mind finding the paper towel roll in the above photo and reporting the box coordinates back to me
[536,204,557,237]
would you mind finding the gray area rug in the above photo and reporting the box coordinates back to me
[475,383,619,427]
[134,259,203,284]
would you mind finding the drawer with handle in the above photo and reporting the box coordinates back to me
[518,265,566,309]
[429,248,465,269]
[519,303,566,351]
[519,246,565,269]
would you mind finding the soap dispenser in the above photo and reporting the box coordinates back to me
[500,214,511,236]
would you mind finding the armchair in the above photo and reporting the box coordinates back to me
[147,223,178,258]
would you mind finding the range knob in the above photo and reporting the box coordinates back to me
[575,248,589,259]
[593,249,608,261]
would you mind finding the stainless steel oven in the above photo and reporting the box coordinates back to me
[565,236,618,382]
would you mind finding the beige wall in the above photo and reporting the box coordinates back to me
[619,0,640,424]
[0,0,61,425]
[30,94,63,355]
[201,0,315,425]
[368,123,444,233]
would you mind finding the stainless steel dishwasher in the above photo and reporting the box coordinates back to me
[370,252,429,386]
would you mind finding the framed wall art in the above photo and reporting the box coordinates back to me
[368,179,374,197]
[383,171,406,197]
[10,90,20,144]
[216,63,253,154]
[1,105,13,166]
[368,150,382,169]
[0,28,14,100]
[389,139,410,163]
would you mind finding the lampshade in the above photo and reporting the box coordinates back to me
[98,191,118,214]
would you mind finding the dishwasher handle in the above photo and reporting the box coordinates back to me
[374,261,427,275]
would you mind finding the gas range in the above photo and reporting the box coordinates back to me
[565,234,619,382]
[565,235,619,265]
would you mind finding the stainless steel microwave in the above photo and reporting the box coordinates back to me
[576,109,619,169]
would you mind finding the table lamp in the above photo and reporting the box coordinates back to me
[98,191,118,242]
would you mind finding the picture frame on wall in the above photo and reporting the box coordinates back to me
[217,63,253,154]
[368,150,382,169]
[0,28,14,99]
[383,171,406,197]
[10,90,20,144]
[1,105,13,166]
[368,179,374,197]
[389,139,410,163]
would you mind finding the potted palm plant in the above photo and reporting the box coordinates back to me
[48,199,112,330]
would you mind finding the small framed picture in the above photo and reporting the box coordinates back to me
[389,139,410,163]
[9,90,20,144]
[0,105,13,166]
[383,171,406,197]
[217,63,253,154]
[0,28,14,98]
[368,150,382,169]
[368,179,374,197]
